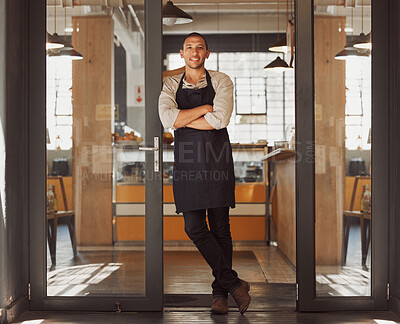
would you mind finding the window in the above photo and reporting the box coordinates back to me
[345,59,371,150]
[47,58,73,150]
[166,52,295,145]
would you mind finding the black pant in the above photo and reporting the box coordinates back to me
[183,206,241,297]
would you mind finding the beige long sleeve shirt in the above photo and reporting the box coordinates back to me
[158,70,234,130]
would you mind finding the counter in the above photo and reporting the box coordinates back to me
[112,144,269,244]
[263,149,360,268]
[114,183,266,243]
[263,149,296,266]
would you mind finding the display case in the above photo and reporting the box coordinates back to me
[112,142,268,244]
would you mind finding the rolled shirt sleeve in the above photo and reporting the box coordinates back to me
[204,72,234,130]
[158,76,181,129]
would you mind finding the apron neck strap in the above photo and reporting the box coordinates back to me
[178,69,211,88]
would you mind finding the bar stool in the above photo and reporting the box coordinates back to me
[47,176,77,267]
[342,176,371,271]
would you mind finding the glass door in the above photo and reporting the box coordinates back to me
[30,0,163,311]
[295,0,389,311]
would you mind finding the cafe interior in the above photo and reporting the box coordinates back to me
[45,0,372,308]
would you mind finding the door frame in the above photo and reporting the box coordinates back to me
[28,0,164,311]
[295,0,390,311]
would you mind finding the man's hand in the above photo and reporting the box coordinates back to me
[204,104,213,113]
[186,117,215,130]
[173,104,213,128]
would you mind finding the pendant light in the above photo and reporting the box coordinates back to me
[49,48,84,60]
[354,32,371,50]
[269,0,289,53]
[353,0,372,50]
[265,0,291,72]
[269,36,288,53]
[46,32,65,50]
[335,48,370,60]
[334,7,370,60]
[48,7,83,60]
[264,56,290,72]
[46,3,65,50]
[162,0,193,26]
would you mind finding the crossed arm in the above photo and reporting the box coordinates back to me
[173,104,215,130]
[159,73,233,130]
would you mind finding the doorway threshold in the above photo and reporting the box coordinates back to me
[164,283,296,311]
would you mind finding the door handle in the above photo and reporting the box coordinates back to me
[139,137,160,172]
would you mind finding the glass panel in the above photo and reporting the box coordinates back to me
[46,0,146,296]
[314,3,372,297]
[161,3,297,303]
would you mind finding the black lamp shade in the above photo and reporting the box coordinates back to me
[162,1,193,26]
[269,36,288,53]
[335,48,370,60]
[46,32,65,50]
[264,56,291,72]
[49,48,84,60]
[354,32,372,50]
[51,33,74,50]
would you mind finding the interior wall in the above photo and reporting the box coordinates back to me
[0,0,29,322]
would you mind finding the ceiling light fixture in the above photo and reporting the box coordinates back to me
[162,0,193,26]
[354,32,371,50]
[269,35,288,53]
[335,48,370,60]
[269,0,291,53]
[46,3,64,50]
[334,7,370,60]
[354,0,372,50]
[48,6,84,61]
[265,0,292,72]
[269,0,285,53]
[264,56,290,72]
[49,48,84,60]
[46,32,65,50]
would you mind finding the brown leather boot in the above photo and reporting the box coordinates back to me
[211,295,229,314]
[230,279,251,315]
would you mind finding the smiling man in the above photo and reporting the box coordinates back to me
[158,32,251,315]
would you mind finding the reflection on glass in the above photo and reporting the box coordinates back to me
[314,4,371,297]
[46,1,146,296]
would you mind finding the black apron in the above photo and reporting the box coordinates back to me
[173,70,235,213]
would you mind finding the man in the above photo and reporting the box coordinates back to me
[158,32,251,315]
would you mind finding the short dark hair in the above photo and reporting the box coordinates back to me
[182,32,209,50]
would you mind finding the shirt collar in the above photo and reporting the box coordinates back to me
[182,73,207,88]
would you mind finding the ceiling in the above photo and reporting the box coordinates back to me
[46,0,371,38]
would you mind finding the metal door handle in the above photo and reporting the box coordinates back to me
[138,137,160,172]
[139,147,158,151]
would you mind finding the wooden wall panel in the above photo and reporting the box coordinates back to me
[314,16,346,267]
[275,157,296,266]
[72,16,114,245]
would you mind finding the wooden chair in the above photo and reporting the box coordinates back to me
[342,176,371,270]
[47,176,77,266]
